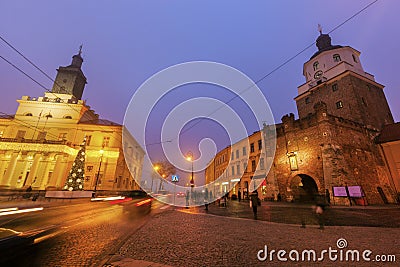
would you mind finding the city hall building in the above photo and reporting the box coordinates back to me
[206,32,399,205]
[0,50,144,192]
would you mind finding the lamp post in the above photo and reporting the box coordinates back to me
[186,151,194,204]
[152,165,160,193]
[93,148,104,196]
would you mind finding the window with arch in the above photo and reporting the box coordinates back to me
[25,113,33,116]
[333,54,341,62]
[313,61,319,71]
[64,115,72,119]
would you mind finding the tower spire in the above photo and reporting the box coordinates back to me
[78,44,83,56]
[318,24,323,35]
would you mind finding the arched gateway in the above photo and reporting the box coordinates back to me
[289,174,319,202]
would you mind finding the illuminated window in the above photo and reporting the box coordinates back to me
[313,61,319,71]
[102,136,110,147]
[58,133,67,140]
[333,54,341,62]
[260,158,265,170]
[336,101,343,109]
[86,135,92,146]
[37,131,47,140]
[251,160,256,172]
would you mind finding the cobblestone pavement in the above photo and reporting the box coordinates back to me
[110,206,400,267]
[199,200,400,227]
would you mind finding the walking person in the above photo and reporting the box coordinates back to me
[238,190,242,202]
[250,191,259,219]
[185,190,190,208]
[204,188,209,211]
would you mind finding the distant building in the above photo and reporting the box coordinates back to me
[0,49,144,191]
[376,123,400,202]
[206,32,398,205]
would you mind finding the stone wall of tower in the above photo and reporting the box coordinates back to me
[296,73,393,130]
[271,103,396,204]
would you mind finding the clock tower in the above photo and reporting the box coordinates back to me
[51,46,87,100]
[295,31,394,130]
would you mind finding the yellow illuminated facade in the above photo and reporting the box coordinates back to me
[0,50,144,191]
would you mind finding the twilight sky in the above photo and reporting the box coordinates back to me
[1,1,399,184]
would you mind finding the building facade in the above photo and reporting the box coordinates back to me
[206,32,398,205]
[0,50,144,192]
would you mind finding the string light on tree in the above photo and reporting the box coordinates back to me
[63,136,86,191]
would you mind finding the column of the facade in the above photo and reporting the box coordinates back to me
[0,157,9,184]
[49,154,63,187]
[55,156,69,189]
[26,153,41,187]
[3,152,19,186]
[18,155,33,189]
[38,155,53,190]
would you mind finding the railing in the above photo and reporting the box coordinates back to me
[0,137,67,145]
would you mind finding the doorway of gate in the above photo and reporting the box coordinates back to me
[290,174,319,202]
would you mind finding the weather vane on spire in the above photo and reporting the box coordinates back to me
[78,44,83,56]
[318,24,323,34]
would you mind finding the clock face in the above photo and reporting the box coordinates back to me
[314,70,323,79]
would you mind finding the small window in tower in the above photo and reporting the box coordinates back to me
[332,84,338,92]
[313,61,319,71]
[361,97,367,106]
[352,54,358,63]
[333,54,341,62]
[305,97,311,104]
[336,101,343,109]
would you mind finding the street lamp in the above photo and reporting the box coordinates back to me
[186,152,194,188]
[93,148,104,196]
[152,165,160,193]
[186,151,194,205]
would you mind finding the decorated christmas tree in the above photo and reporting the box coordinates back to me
[63,136,86,191]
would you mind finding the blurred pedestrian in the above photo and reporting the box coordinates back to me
[315,195,327,229]
[204,188,209,211]
[238,190,242,202]
[250,191,259,219]
[185,190,190,208]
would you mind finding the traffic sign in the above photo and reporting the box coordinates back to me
[171,175,179,182]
